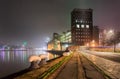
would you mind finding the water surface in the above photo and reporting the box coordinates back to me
[0,50,46,78]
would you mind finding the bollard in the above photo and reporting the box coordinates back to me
[39,59,47,66]
[29,60,40,70]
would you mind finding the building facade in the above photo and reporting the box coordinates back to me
[60,30,71,43]
[47,31,72,50]
[93,26,99,46]
[71,8,93,46]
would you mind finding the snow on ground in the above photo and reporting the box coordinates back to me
[81,50,120,79]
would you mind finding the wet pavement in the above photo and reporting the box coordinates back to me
[79,53,106,79]
[56,52,78,79]
[49,52,106,79]
[82,50,120,79]
[84,50,120,63]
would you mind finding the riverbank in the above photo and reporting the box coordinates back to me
[1,56,63,79]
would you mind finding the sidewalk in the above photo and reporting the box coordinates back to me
[81,50,120,79]
[49,52,106,79]
[79,52,106,79]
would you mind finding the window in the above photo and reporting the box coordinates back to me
[81,25,84,28]
[76,24,80,28]
[86,25,89,28]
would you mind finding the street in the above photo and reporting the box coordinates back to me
[82,50,120,79]
[48,52,106,79]
[84,50,120,63]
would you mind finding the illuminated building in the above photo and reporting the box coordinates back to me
[47,31,72,50]
[60,30,71,43]
[71,8,93,46]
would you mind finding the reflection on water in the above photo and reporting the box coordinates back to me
[0,50,46,78]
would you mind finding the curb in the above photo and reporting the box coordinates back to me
[81,53,113,79]
[77,53,86,79]
[37,53,73,79]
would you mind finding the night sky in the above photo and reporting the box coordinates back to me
[0,0,120,47]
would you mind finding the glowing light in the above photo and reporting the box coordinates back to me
[81,24,84,28]
[65,44,68,48]
[76,24,80,28]
[92,40,95,43]
[86,25,89,28]
[23,41,27,46]
[91,43,95,47]
[91,40,96,47]
[109,30,114,34]
[86,43,89,46]
[105,29,114,40]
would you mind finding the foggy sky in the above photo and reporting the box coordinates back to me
[0,0,120,47]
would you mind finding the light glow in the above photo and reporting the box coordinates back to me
[81,25,84,28]
[86,25,89,28]
[76,24,80,28]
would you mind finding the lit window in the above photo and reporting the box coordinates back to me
[81,25,84,28]
[86,25,89,28]
[76,24,80,28]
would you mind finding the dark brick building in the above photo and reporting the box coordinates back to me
[71,8,93,46]
[93,26,99,46]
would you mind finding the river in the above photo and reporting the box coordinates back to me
[0,50,46,78]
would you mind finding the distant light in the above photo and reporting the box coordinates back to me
[65,44,68,48]
[76,24,80,28]
[35,48,42,50]
[23,41,27,46]
[86,43,89,46]
[92,40,95,43]
[91,44,95,47]
[42,47,47,50]
[46,37,50,43]
[81,25,84,28]
[91,40,96,47]
[86,25,89,28]
[109,30,114,33]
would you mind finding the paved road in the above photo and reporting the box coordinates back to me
[50,52,106,79]
[56,52,79,79]
[82,50,120,79]
[84,50,120,63]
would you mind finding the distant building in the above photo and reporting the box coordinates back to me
[99,29,106,46]
[71,8,93,46]
[47,31,72,50]
[47,33,61,50]
[60,30,71,43]
[93,26,99,46]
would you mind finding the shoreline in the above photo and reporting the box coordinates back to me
[1,56,62,79]
[1,68,30,79]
